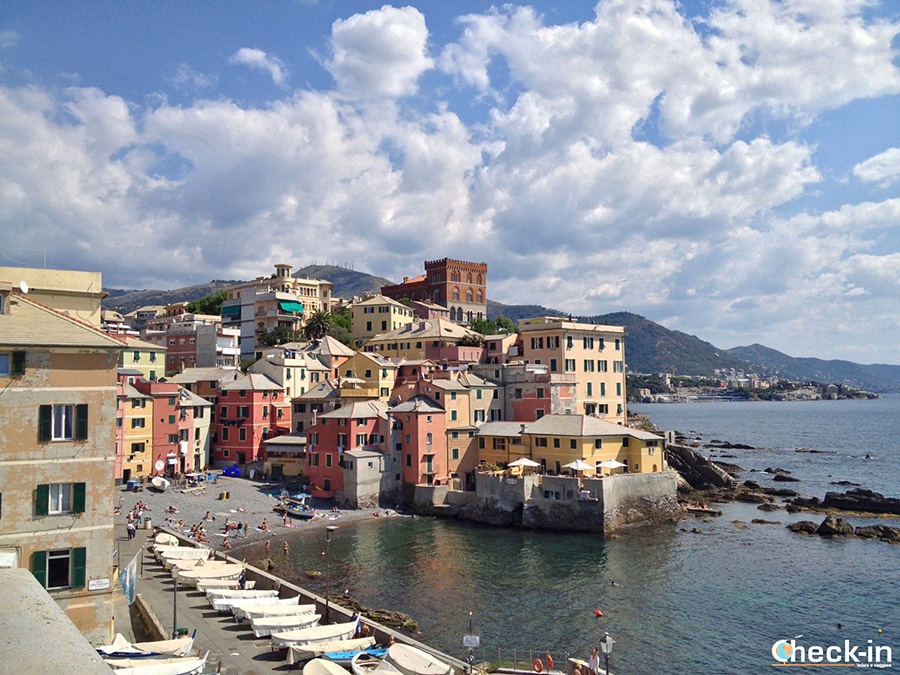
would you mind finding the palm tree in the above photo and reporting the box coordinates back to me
[304,310,333,341]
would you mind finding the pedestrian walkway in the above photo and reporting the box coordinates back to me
[112,522,293,673]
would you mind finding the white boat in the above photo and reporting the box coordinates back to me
[166,557,223,572]
[234,602,317,622]
[150,476,170,492]
[175,564,244,586]
[205,588,278,602]
[385,644,454,675]
[304,658,351,675]
[97,633,195,658]
[271,617,359,650]
[154,532,180,547]
[217,594,301,613]
[286,637,376,666]
[251,612,320,638]
[103,651,208,675]
[351,652,401,675]
[196,578,255,592]
[155,547,210,562]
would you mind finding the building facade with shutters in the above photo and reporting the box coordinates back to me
[0,282,124,644]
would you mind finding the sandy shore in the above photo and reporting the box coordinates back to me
[118,473,403,554]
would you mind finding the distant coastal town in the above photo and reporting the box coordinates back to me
[628,371,879,403]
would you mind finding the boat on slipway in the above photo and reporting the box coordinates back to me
[101,651,209,675]
[385,643,454,675]
[97,633,195,659]
[174,563,244,586]
[271,616,360,650]
[217,594,301,613]
[150,476,170,492]
[277,493,318,520]
[286,637,376,666]
[234,602,317,622]
[205,588,278,604]
[304,657,351,675]
[250,612,321,638]
[351,651,400,675]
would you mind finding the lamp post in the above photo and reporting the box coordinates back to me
[324,525,338,623]
[599,632,614,675]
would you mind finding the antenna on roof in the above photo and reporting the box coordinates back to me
[19,280,29,294]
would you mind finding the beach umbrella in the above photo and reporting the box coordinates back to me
[563,459,593,472]
[598,459,627,474]
[508,458,540,468]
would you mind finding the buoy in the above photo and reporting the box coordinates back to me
[546,653,554,669]
[594,609,604,617]
[877,629,883,634]
[533,658,543,673]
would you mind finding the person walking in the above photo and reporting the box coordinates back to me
[126,521,136,541]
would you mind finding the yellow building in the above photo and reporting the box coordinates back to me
[362,318,479,361]
[517,317,627,424]
[118,336,166,381]
[477,414,665,475]
[351,294,416,347]
[120,378,153,481]
[0,266,105,327]
[0,281,124,644]
[337,351,398,400]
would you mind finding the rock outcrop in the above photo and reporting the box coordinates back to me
[666,444,738,490]
[787,516,900,543]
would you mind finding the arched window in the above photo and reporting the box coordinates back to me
[477,274,483,285]
[452,288,459,301]
[467,273,473,284]
[476,291,482,303]
[466,290,473,302]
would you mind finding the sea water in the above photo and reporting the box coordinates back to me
[285,396,900,673]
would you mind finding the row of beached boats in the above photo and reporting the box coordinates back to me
[95,631,209,675]
[140,533,456,675]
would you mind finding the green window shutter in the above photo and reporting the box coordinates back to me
[35,483,49,516]
[12,351,26,376]
[32,550,48,588]
[38,405,52,442]
[71,547,86,588]
[75,404,88,440]
[72,482,86,514]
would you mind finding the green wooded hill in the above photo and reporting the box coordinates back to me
[103,265,899,392]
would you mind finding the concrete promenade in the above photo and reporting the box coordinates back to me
[113,521,300,674]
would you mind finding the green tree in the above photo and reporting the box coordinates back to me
[304,309,333,341]
[326,307,353,347]
[258,325,303,347]
[495,315,518,333]
[186,290,227,315]
[470,318,498,335]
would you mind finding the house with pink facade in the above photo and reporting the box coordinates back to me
[388,396,448,487]
[214,373,290,467]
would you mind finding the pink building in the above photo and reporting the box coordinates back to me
[389,396,448,486]
[214,373,290,467]
[305,401,388,498]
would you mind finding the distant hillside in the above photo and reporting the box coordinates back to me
[104,281,239,314]
[726,344,900,393]
[487,299,567,321]
[294,264,392,299]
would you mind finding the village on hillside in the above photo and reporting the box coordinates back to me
[0,259,676,644]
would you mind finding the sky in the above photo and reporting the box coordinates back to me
[0,1,898,364]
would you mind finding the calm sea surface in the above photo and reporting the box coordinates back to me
[283,396,900,674]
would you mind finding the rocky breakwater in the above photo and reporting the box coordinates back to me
[787,515,900,544]
[787,488,900,515]
[666,443,738,491]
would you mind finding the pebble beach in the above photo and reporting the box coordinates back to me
[117,473,403,555]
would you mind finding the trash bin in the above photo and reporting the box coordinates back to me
[143,518,152,530]
[218,491,229,500]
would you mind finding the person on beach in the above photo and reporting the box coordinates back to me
[265,540,271,556]
[283,541,290,557]
[261,518,270,532]
[589,647,600,675]
[126,521,136,540]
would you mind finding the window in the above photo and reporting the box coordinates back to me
[550,358,558,371]
[599,404,609,415]
[450,392,457,401]
[583,337,594,349]
[535,437,548,447]
[595,438,603,449]
[406,454,412,467]
[514,388,523,399]
[570,439,578,449]
[622,436,630,447]
[32,548,86,590]
[615,338,621,351]
[222,427,229,441]
[326,453,333,468]
[39,404,88,441]
[168,415,175,424]
[1,351,26,376]
[535,409,545,419]
[426,432,433,445]
[356,433,367,446]
[566,336,573,349]
[614,361,624,373]
[553,438,560,448]
[601,383,606,397]
[131,418,145,429]
[239,428,247,441]
[616,382,622,396]
[220,406,228,418]
[451,431,459,439]
[493,438,506,451]
[584,360,594,372]
[474,410,485,422]
[564,359,576,372]
[451,410,458,421]
[598,360,608,372]
[237,406,249,418]
[476,389,483,400]
[587,382,593,397]
[452,448,459,460]
[36,483,85,516]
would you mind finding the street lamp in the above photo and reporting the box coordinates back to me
[599,632,614,675]
[324,525,338,623]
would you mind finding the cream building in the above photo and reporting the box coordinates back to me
[350,294,416,347]
[0,280,123,643]
[517,317,628,424]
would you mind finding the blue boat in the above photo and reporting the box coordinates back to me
[324,648,388,666]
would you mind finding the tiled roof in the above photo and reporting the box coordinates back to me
[319,400,388,420]
[169,367,242,384]
[526,414,663,440]
[476,421,527,437]
[0,293,126,349]
[220,372,282,391]
[388,395,443,414]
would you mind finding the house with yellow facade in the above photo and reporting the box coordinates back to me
[350,294,416,347]
[118,336,166,381]
[516,317,628,424]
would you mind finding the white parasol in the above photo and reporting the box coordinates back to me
[563,459,594,472]
[508,457,541,468]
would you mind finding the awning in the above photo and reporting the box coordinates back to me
[167,458,177,465]
[221,304,241,316]
[279,301,304,314]
[179,441,189,455]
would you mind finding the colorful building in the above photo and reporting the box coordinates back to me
[214,372,289,466]
[381,258,487,324]
[350,294,416,347]
[388,396,448,487]
[118,336,166,381]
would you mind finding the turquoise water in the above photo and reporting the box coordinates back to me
[281,396,900,673]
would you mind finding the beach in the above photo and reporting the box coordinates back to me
[118,473,403,556]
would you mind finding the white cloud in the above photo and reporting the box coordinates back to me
[229,48,288,88]
[853,147,900,187]
[171,63,218,92]
[326,5,433,100]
